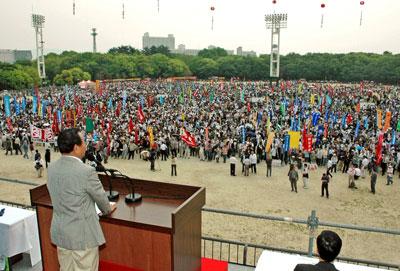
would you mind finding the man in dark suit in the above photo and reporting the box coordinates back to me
[47,128,116,271]
[294,230,342,271]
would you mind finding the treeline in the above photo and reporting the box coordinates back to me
[1,45,399,90]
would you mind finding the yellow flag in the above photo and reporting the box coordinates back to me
[38,103,42,117]
[377,110,382,130]
[266,97,269,104]
[266,132,275,152]
[288,131,300,148]
[181,113,185,121]
[147,127,154,149]
[311,94,315,104]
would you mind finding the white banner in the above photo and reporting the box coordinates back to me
[30,125,55,143]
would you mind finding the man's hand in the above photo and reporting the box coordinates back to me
[110,204,117,213]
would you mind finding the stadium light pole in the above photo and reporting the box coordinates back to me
[32,14,46,80]
[91,28,98,53]
[265,13,287,79]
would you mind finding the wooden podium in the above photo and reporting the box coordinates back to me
[30,174,205,271]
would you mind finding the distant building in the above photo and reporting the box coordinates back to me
[171,44,200,56]
[142,32,175,50]
[237,46,257,57]
[0,49,32,64]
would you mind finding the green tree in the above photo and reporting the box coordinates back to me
[188,57,218,79]
[108,45,140,55]
[198,47,228,60]
[150,53,170,77]
[142,46,171,57]
[54,70,73,86]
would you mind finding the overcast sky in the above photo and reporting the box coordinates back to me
[1,0,399,56]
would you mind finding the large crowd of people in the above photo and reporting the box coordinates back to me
[0,80,399,190]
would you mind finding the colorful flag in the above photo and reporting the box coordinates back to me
[137,106,145,123]
[376,133,384,165]
[284,134,290,151]
[377,110,382,129]
[129,116,134,134]
[383,112,391,133]
[181,129,196,147]
[4,95,11,117]
[355,121,360,137]
[265,132,275,152]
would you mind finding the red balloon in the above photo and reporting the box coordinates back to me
[360,1,365,5]
[210,6,215,11]
[272,0,277,4]
[321,3,325,8]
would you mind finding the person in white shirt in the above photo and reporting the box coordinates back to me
[361,156,369,178]
[230,156,237,176]
[244,156,251,176]
[354,167,361,180]
[250,151,257,174]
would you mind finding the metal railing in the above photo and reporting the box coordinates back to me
[2,177,400,270]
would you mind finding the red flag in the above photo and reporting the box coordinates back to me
[347,113,352,124]
[137,106,145,123]
[181,129,196,147]
[243,75,246,81]
[247,100,250,113]
[52,111,59,135]
[94,104,100,115]
[357,104,360,114]
[129,116,134,134]
[193,89,199,97]
[102,103,107,113]
[324,123,328,138]
[7,118,13,132]
[101,119,105,132]
[116,105,120,118]
[302,121,307,151]
[34,86,40,102]
[376,133,384,165]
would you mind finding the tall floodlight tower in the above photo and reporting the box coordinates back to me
[32,14,46,79]
[265,13,287,78]
[91,28,98,53]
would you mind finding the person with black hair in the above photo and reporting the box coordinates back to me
[47,128,116,271]
[294,230,342,271]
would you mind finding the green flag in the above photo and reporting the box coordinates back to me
[210,89,214,102]
[397,120,400,131]
[85,118,94,132]
[281,104,285,116]
[178,94,183,103]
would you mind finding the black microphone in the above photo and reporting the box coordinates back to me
[109,170,142,203]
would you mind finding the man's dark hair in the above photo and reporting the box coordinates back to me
[57,128,83,154]
[317,230,342,262]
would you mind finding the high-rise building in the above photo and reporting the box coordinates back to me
[0,49,32,64]
[142,32,175,50]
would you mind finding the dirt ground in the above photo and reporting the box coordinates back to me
[0,145,399,265]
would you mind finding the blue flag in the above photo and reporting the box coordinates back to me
[30,87,34,96]
[284,134,290,152]
[4,95,11,117]
[140,96,144,109]
[57,110,61,123]
[22,98,26,111]
[257,112,261,128]
[93,133,98,143]
[65,84,69,105]
[316,125,325,145]
[123,90,127,109]
[108,98,113,109]
[364,118,369,129]
[33,97,37,114]
[326,94,332,106]
[341,114,347,128]
[160,96,164,105]
[326,110,330,122]
[15,102,20,115]
[391,132,396,146]
[241,127,246,144]
[355,121,360,137]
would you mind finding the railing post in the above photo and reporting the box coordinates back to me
[243,244,248,266]
[307,210,319,257]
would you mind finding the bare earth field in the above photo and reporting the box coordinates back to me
[0,145,399,265]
